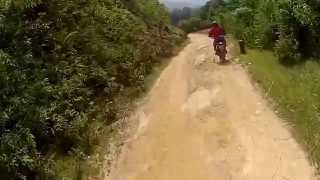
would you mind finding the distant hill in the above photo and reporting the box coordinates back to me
[161,1,193,10]
[160,0,207,10]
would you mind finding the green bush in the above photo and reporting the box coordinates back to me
[0,0,185,179]
[275,36,301,65]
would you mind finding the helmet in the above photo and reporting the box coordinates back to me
[212,21,218,26]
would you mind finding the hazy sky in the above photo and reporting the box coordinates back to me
[160,0,208,9]
[165,0,207,4]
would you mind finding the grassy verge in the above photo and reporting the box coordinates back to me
[52,120,122,180]
[240,49,320,168]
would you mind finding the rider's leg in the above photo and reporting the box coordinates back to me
[214,40,218,55]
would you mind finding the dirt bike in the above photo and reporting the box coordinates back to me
[216,41,227,64]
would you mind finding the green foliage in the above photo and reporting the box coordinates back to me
[179,17,211,33]
[200,0,225,20]
[0,128,37,179]
[201,0,320,62]
[275,35,301,65]
[0,0,184,179]
[169,5,211,33]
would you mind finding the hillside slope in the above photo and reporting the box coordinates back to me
[0,0,184,179]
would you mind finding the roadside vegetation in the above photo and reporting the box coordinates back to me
[241,50,320,167]
[0,0,185,179]
[194,0,320,169]
[169,6,211,33]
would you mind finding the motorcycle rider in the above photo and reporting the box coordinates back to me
[208,21,226,54]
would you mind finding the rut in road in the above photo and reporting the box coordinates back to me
[107,32,317,180]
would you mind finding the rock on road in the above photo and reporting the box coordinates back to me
[107,32,317,180]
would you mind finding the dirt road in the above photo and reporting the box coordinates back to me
[107,32,317,180]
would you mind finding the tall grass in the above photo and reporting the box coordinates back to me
[241,50,320,168]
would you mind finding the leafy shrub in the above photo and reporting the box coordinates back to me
[275,36,301,65]
[0,0,185,179]
[0,128,37,179]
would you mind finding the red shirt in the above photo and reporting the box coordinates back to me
[209,26,225,40]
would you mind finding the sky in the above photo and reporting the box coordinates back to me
[160,0,208,9]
